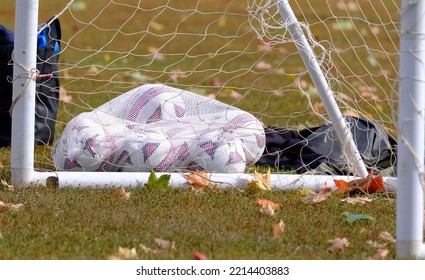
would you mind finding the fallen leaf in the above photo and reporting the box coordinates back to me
[272,219,285,239]
[0,201,24,213]
[247,168,271,191]
[0,201,8,213]
[1,179,14,191]
[85,65,99,75]
[108,246,138,260]
[129,71,152,82]
[302,184,332,203]
[139,244,160,254]
[229,90,242,100]
[379,231,396,243]
[371,248,389,260]
[70,0,87,11]
[150,21,164,31]
[144,170,171,191]
[257,199,281,209]
[193,251,208,260]
[260,202,275,216]
[117,186,131,200]
[155,238,175,250]
[257,44,273,53]
[185,170,212,191]
[169,68,184,83]
[255,61,272,70]
[147,47,165,61]
[366,240,386,248]
[334,170,385,194]
[327,237,349,253]
[218,17,227,28]
[341,197,372,205]
[59,86,72,103]
[344,212,375,223]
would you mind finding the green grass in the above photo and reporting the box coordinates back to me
[0,0,401,259]
[0,184,396,260]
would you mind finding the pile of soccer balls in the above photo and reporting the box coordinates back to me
[53,84,265,173]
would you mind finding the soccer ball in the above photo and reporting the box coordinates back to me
[55,116,116,171]
[120,130,173,172]
[127,87,186,124]
[191,130,247,173]
[220,111,266,166]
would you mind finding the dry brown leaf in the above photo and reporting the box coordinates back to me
[1,179,14,192]
[257,199,281,209]
[0,201,24,213]
[272,219,285,240]
[260,202,275,216]
[247,168,271,191]
[255,61,272,70]
[8,203,24,212]
[0,201,9,213]
[341,196,372,205]
[185,170,212,191]
[139,244,160,254]
[193,251,209,260]
[379,231,396,243]
[334,171,385,193]
[229,90,242,100]
[155,238,175,250]
[169,68,184,83]
[327,237,349,253]
[366,240,386,248]
[302,185,332,203]
[117,186,131,200]
[371,248,389,260]
[59,86,72,103]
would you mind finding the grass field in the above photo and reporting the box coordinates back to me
[0,0,401,260]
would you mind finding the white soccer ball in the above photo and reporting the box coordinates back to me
[219,110,266,166]
[129,88,186,124]
[120,130,173,172]
[191,130,247,173]
[57,118,117,171]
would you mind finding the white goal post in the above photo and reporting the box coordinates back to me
[8,0,424,258]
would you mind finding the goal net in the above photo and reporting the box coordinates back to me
[5,0,400,189]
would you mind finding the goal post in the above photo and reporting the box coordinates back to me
[396,0,425,259]
[7,0,424,259]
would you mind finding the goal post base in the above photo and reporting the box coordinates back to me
[23,171,398,192]
[396,241,425,260]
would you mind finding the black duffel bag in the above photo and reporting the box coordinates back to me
[0,18,61,147]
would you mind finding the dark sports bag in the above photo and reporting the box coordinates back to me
[0,18,61,147]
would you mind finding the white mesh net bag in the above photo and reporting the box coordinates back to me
[52,84,266,173]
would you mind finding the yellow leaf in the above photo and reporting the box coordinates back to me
[150,21,164,31]
[218,17,227,28]
[248,168,271,191]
